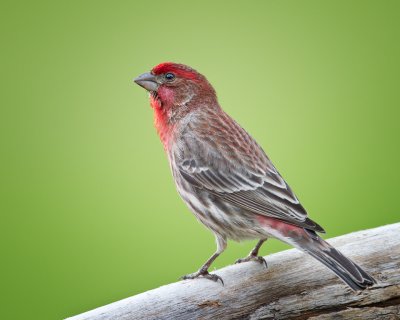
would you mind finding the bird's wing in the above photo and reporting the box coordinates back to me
[174,114,325,233]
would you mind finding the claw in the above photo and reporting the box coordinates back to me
[235,255,268,269]
[204,272,224,285]
[257,256,268,268]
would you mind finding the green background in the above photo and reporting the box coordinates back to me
[1,1,399,319]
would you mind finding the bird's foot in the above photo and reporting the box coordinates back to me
[181,269,224,285]
[235,254,268,268]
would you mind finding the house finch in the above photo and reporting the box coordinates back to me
[134,62,375,290]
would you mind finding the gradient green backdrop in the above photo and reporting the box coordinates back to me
[1,1,399,319]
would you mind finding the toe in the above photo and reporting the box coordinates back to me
[235,255,267,268]
[180,271,224,285]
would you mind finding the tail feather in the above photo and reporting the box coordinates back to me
[257,215,376,290]
[296,230,376,290]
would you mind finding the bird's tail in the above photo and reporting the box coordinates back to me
[289,228,375,290]
[257,216,376,290]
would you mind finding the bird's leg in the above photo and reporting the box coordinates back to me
[235,238,268,268]
[181,235,226,285]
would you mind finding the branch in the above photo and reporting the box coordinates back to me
[66,223,400,320]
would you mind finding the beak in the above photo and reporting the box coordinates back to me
[134,72,159,92]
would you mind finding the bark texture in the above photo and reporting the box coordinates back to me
[66,223,400,320]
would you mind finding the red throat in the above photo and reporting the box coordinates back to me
[150,94,173,150]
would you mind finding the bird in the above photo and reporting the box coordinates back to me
[133,62,375,290]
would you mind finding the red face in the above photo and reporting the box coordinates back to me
[134,62,216,110]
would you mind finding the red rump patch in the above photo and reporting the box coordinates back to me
[257,215,304,238]
[152,62,199,80]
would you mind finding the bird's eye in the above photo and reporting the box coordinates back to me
[165,73,175,81]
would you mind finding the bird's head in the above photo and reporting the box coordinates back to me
[134,62,217,112]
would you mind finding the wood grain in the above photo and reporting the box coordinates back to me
[66,223,400,320]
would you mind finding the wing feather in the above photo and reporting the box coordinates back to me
[174,113,325,233]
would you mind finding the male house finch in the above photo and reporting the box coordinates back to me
[134,62,375,290]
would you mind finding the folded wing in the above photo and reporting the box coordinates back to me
[175,116,325,233]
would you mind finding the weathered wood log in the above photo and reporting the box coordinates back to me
[67,223,400,320]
